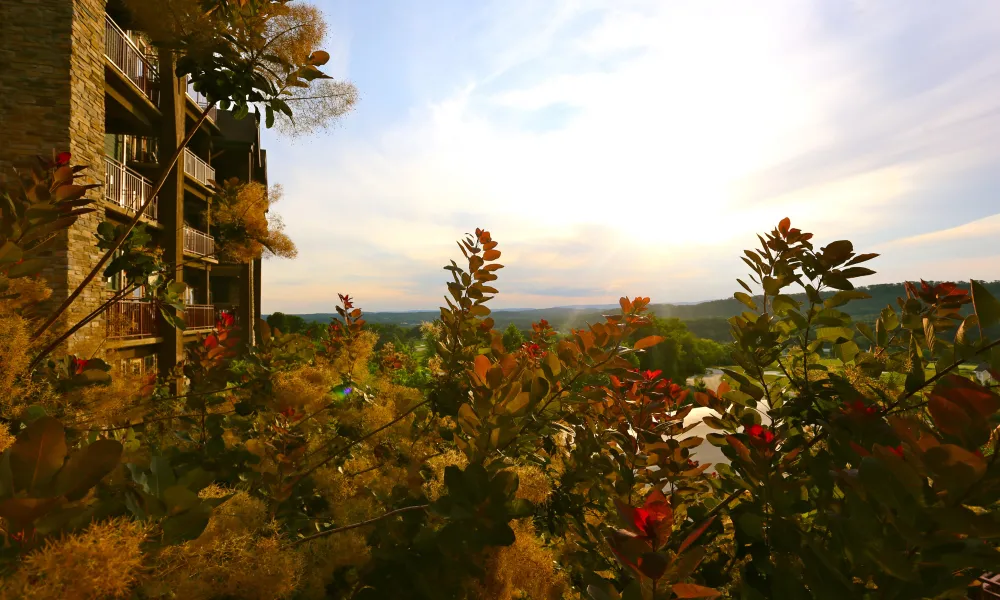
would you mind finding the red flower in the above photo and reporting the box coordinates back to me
[746,424,775,445]
[624,490,673,544]
[841,399,878,419]
[55,151,71,166]
[280,406,296,419]
[72,357,89,375]
[522,343,543,359]
[216,311,234,329]
[641,369,662,381]
[888,445,905,459]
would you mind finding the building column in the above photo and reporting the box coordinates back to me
[156,48,186,381]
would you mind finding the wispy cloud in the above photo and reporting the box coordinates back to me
[261,0,1000,312]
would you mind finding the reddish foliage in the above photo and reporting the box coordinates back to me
[746,424,775,445]
[72,357,89,375]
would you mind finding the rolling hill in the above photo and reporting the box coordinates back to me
[281,280,1000,342]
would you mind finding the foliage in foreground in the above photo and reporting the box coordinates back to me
[1,157,999,600]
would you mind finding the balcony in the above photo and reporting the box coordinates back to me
[184,304,216,331]
[183,148,215,188]
[104,14,158,104]
[186,81,218,122]
[183,226,215,258]
[122,135,159,164]
[107,298,158,340]
[105,156,158,221]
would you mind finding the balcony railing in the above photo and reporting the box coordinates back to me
[186,81,218,122]
[105,156,158,221]
[979,573,1000,599]
[104,14,158,104]
[184,304,216,330]
[107,298,158,339]
[183,148,215,187]
[184,226,215,257]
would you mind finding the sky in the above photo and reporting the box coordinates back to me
[259,0,1000,314]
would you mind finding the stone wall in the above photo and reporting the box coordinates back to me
[66,0,110,354]
[0,0,109,353]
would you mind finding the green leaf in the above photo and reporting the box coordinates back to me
[824,290,872,309]
[9,417,67,494]
[586,584,621,600]
[822,240,854,265]
[734,292,757,310]
[772,294,800,314]
[836,340,859,363]
[701,416,728,430]
[469,304,490,317]
[0,241,23,264]
[880,306,899,331]
[52,439,122,501]
[816,327,853,343]
[149,456,176,498]
[672,583,721,599]
[904,336,925,394]
[163,485,201,515]
[840,267,876,279]
[971,280,1000,330]
[161,505,212,545]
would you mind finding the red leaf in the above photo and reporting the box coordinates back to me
[677,515,716,554]
[634,335,665,351]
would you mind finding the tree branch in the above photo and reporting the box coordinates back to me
[290,504,428,547]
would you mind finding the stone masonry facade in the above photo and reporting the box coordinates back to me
[0,0,109,354]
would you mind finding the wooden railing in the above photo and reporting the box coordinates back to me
[105,156,158,221]
[107,298,157,339]
[183,148,215,187]
[104,14,158,104]
[184,304,216,330]
[183,226,215,257]
[186,81,218,122]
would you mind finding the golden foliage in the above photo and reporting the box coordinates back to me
[276,79,359,139]
[510,464,552,505]
[472,520,570,600]
[296,530,369,599]
[425,449,469,500]
[213,181,297,263]
[0,427,13,454]
[59,363,155,429]
[150,491,303,599]
[0,313,38,418]
[326,330,378,384]
[1,518,149,600]
[271,365,336,415]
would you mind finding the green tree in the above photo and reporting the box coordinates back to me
[501,322,527,352]
[632,317,731,381]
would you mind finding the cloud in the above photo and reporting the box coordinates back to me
[261,0,1000,312]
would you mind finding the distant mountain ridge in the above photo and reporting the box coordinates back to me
[278,281,1000,337]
